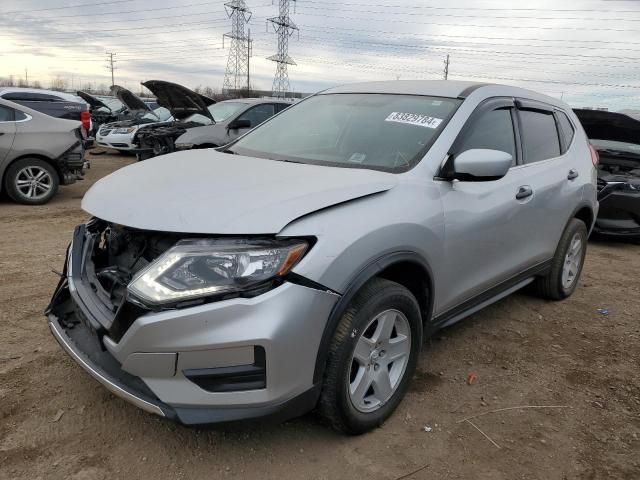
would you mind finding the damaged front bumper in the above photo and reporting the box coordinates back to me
[46,224,339,426]
[595,181,640,237]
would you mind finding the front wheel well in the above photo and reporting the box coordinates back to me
[377,260,432,323]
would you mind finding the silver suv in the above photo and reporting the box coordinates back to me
[47,81,598,434]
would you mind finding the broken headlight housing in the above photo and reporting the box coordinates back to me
[113,127,136,134]
[127,239,308,306]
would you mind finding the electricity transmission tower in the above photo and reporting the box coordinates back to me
[223,0,252,94]
[106,52,116,86]
[267,0,298,98]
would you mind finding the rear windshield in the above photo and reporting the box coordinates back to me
[228,94,460,171]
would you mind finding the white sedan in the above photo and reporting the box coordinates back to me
[96,107,172,152]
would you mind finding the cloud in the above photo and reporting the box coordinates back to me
[1,0,639,109]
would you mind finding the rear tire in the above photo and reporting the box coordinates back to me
[4,158,59,205]
[534,218,588,300]
[318,278,423,434]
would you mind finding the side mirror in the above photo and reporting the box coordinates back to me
[452,149,512,181]
[228,118,251,130]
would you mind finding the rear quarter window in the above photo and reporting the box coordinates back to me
[0,105,14,122]
[519,110,561,163]
[556,111,575,152]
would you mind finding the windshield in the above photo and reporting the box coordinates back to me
[591,139,640,157]
[209,102,246,122]
[142,106,171,121]
[229,94,460,171]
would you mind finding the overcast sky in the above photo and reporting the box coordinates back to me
[2,0,640,110]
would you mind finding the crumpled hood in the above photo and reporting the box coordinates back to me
[77,91,110,111]
[82,150,397,234]
[111,85,153,116]
[142,80,215,121]
[574,109,640,144]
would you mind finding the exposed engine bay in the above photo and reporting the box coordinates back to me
[135,121,203,160]
[598,154,640,184]
[86,219,182,313]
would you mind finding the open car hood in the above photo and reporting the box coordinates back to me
[77,91,110,111]
[574,109,640,145]
[110,85,153,116]
[142,80,215,121]
[82,150,396,234]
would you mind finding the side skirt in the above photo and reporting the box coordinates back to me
[430,260,552,332]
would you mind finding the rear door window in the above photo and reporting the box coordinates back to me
[555,111,575,153]
[518,110,561,163]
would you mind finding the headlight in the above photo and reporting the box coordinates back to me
[128,239,308,305]
[113,127,136,134]
[623,182,640,192]
[175,143,195,150]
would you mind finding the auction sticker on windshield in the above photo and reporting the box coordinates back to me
[385,112,443,129]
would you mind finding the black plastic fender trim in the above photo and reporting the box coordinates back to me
[311,251,435,384]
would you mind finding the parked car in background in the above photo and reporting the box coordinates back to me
[132,80,216,160]
[0,87,92,142]
[0,97,85,205]
[574,109,640,239]
[95,85,172,153]
[172,98,293,152]
[77,91,126,137]
[47,81,597,434]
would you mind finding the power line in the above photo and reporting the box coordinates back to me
[297,3,640,22]
[300,0,640,14]
[4,0,134,15]
[293,10,640,32]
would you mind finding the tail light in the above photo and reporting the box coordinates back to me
[81,110,91,132]
[589,144,599,167]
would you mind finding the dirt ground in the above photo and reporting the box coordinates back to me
[0,151,639,480]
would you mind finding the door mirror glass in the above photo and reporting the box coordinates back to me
[228,118,251,130]
[453,149,512,181]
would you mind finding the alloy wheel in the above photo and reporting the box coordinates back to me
[15,166,53,200]
[348,309,412,413]
[561,232,583,289]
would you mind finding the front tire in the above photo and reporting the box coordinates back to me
[534,218,588,300]
[4,158,59,205]
[319,278,423,434]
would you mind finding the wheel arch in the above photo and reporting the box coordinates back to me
[573,204,595,232]
[1,153,60,193]
[312,251,434,384]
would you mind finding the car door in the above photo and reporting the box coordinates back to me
[437,98,546,313]
[227,104,276,142]
[513,99,583,260]
[0,105,17,163]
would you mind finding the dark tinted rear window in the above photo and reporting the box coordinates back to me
[2,92,61,102]
[556,111,575,152]
[519,110,561,163]
[0,106,14,122]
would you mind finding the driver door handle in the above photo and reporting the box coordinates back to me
[516,185,533,200]
[568,169,579,180]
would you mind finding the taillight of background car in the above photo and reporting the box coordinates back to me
[589,144,600,167]
[81,110,91,136]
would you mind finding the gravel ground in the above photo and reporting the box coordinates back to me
[1,151,639,480]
